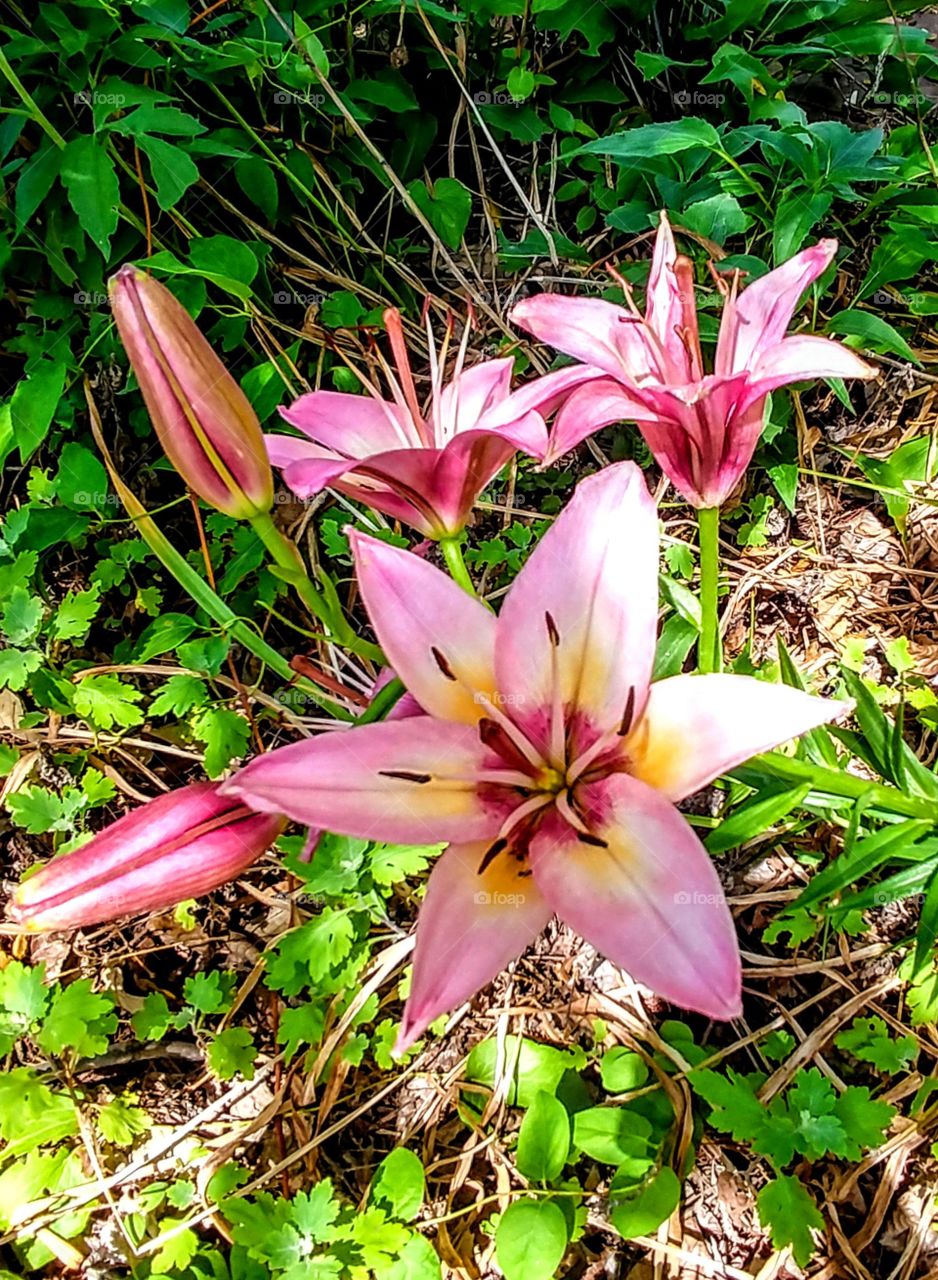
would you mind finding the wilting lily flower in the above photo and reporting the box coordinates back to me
[110,266,274,519]
[10,783,285,932]
[511,214,876,508]
[223,463,847,1049]
[265,308,585,538]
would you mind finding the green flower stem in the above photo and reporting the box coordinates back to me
[696,505,722,674]
[249,512,381,663]
[439,536,477,596]
[746,752,937,821]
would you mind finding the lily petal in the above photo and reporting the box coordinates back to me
[741,335,878,410]
[545,378,663,464]
[351,530,497,724]
[510,295,658,383]
[627,673,849,801]
[279,390,418,454]
[438,357,514,439]
[396,841,552,1053]
[221,718,504,844]
[530,779,741,1020]
[495,463,659,756]
[716,240,837,375]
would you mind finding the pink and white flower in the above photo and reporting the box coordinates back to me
[510,214,877,507]
[266,308,585,537]
[223,463,847,1049]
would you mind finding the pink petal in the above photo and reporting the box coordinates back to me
[277,448,445,536]
[715,240,837,375]
[529,778,741,1020]
[438,358,514,438]
[351,530,497,724]
[495,462,659,758]
[544,378,663,464]
[485,364,610,451]
[627,673,850,801]
[279,390,417,455]
[396,840,552,1052]
[644,211,692,379]
[741,335,878,409]
[510,295,658,383]
[221,718,503,844]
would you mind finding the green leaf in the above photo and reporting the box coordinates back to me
[827,309,919,365]
[572,1106,653,1167]
[0,1069,79,1153]
[51,586,101,642]
[55,441,109,511]
[406,177,472,250]
[207,1027,256,1080]
[495,1198,569,1280]
[98,1094,151,1145]
[134,613,199,662]
[680,193,751,243]
[464,1035,587,1108]
[773,191,832,263]
[290,1180,340,1242]
[192,706,251,777]
[370,842,437,886]
[832,1086,895,1159]
[2,587,43,646]
[72,674,144,731]
[138,134,200,209]
[132,993,173,1042]
[580,118,720,160]
[516,1090,571,1182]
[609,1166,681,1239]
[10,361,67,461]
[149,675,209,717]
[600,1047,650,1093]
[0,648,42,691]
[60,135,120,257]
[37,980,117,1058]
[184,970,228,1016]
[277,1003,325,1062]
[705,783,811,854]
[756,1175,823,1267]
[835,1016,918,1074]
[369,1147,425,1221]
[151,1222,199,1274]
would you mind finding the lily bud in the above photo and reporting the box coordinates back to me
[109,266,274,519]
[9,783,285,932]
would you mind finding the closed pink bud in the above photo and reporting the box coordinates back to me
[109,266,274,519]
[9,783,285,932]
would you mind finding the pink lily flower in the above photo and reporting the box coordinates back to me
[10,783,285,932]
[510,214,877,508]
[265,308,587,538]
[222,463,847,1050]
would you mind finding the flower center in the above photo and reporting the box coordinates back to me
[534,764,565,794]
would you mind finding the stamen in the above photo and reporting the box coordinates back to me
[477,838,507,875]
[475,697,543,771]
[444,310,474,442]
[577,831,610,848]
[496,792,554,843]
[383,308,431,445]
[607,264,643,320]
[431,646,457,681]
[545,612,566,770]
[378,769,432,784]
[555,788,592,836]
[618,686,636,737]
[671,256,704,381]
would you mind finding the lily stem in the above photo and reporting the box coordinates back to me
[697,505,722,674]
[439,535,477,597]
[249,512,382,663]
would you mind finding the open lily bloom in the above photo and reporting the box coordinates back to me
[266,308,586,538]
[223,463,847,1050]
[511,214,877,507]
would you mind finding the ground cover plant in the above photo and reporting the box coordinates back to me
[1,0,938,1275]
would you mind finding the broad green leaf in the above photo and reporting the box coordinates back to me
[706,783,811,854]
[369,1148,425,1221]
[60,136,120,257]
[138,134,200,209]
[572,1106,652,1166]
[756,1175,823,1267]
[600,1048,650,1092]
[495,1199,568,1280]
[10,361,66,461]
[580,119,720,160]
[516,1090,570,1182]
[827,308,919,365]
[609,1166,681,1239]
